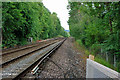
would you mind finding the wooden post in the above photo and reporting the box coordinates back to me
[89,55,94,60]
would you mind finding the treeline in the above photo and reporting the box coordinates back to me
[68,2,120,71]
[2,2,68,48]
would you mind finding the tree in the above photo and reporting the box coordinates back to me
[2,2,68,48]
[68,2,120,71]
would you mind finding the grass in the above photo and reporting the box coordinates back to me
[94,56,119,72]
[75,39,120,73]
[75,39,91,57]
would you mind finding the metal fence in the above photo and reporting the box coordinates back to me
[86,59,120,80]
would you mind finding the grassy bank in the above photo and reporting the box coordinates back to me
[95,56,119,72]
[75,39,120,73]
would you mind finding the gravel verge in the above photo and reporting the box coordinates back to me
[38,38,86,78]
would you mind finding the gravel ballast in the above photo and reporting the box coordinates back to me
[38,38,86,78]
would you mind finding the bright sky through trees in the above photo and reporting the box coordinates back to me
[42,0,69,30]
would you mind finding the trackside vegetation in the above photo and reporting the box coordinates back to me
[68,2,120,72]
[2,2,68,48]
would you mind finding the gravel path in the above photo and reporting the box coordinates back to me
[38,38,86,78]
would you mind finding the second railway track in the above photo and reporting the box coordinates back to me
[1,38,66,80]
[1,38,59,56]
[1,39,61,66]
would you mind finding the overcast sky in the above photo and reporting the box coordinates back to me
[42,0,69,30]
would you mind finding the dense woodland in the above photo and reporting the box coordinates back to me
[68,2,120,72]
[2,2,68,48]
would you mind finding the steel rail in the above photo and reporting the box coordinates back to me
[1,38,62,56]
[17,38,66,80]
[2,38,66,80]
[1,40,60,67]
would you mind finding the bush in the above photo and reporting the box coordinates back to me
[76,39,83,46]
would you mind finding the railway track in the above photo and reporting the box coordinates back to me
[1,39,60,66]
[1,38,66,80]
[2,38,58,56]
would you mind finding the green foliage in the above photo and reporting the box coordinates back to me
[68,2,120,54]
[68,2,120,71]
[2,2,68,48]
[76,39,83,46]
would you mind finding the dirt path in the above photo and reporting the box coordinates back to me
[38,38,86,78]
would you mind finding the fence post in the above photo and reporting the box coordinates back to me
[114,54,116,67]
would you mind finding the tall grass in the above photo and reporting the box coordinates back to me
[76,39,120,73]
[95,56,119,72]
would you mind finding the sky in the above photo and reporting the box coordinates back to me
[42,0,70,30]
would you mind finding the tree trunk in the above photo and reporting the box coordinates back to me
[106,52,108,62]
[109,17,112,32]
[114,54,116,67]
